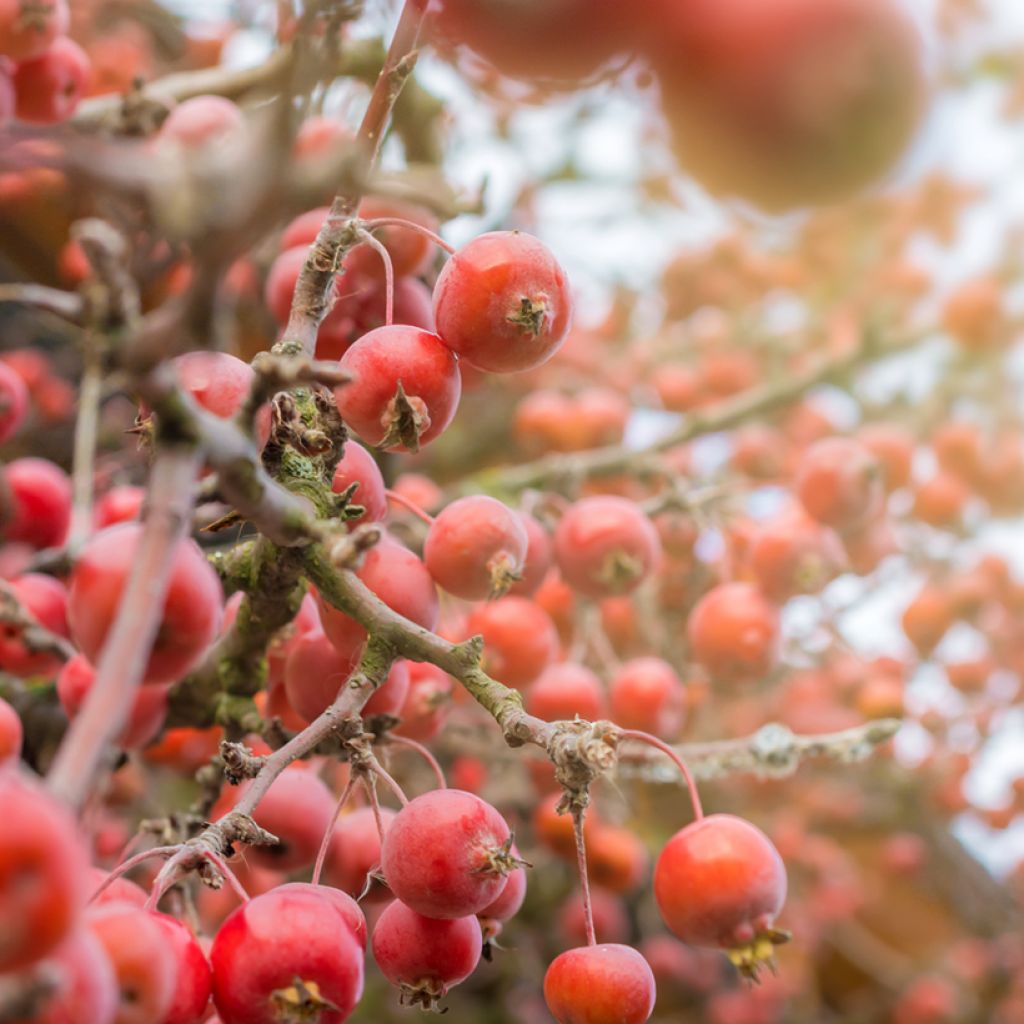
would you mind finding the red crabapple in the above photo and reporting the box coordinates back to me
[0,572,69,677]
[0,357,28,441]
[425,495,529,600]
[508,511,553,596]
[275,882,367,949]
[526,661,608,722]
[325,806,395,902]
[608,657,686,739]
[158,95,244,148]
[0,0,69,62]
[68,524,223,686]
[478,851,527,923]
[94,485,145,529]
[554,496,662,598]
[0,694,22,763]
[87,866,149,909]
[392,661,454,742]
[687,582,779,685]
[332,440,387,527]
[57,655,168,749]
[654,813,787,978]
[13,37,90,123]
[749,507,846,602]
[15,927,118,1024]
[381,788,516,918]
[2,457,72,549]
[282,628,363,724]
[464,596,559,688]
[433,231,573,373]
[0,769,89,971]
[335,325,461,451]
[316,535,438,654]
[371,900,482,1009]
[796,436,884,534]
[85,903,175,1024]
[209,884,364,1024]
[150,913,212,1024]
[544,944,656,1024]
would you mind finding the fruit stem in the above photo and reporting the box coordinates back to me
[362,217,457,255]
[371,757,411,806]
[356,227,395,326]
[617,729,704,822]
[385,487,435,524]
[312,772,357,887]
[388,733,447,789]
[88,845,180,904]
[364,772,389,844]
[571,804,597,947]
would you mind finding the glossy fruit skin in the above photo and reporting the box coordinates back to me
[371,901,482,1003]
[317,535,439,655]
[381,789,513,919]
[2,457,72,549]
[275,882,367,950]
[14,37,91,123]
[544,944,656,1024]
[554,497,662,599]
[0,770,89,972]
[17,927,119,1024]
[85,902,175,1024]
[0,357,28,441]
[526,662,608,722]
[392,661,454,741]
[0,573,69,677]
[608,657,686,739]
[653,814,786,953]
[0,694,22,762]
[57,654,168,749]
[332,441,387,527]
[150,913,212,1024]
[336,325,461,451]
[282,628,363,724]
[68,523,223,686]
[796,436,884,534]
[0,0,69,62]
[209,884,364,1024]
[425,495,528,600]
[215,767,335,872]
[93,485,145,529]
[687,582,780,685]
[326,806,395,902]
[464,596,559,689]
[433,232,573,373]
[651,0,927,211]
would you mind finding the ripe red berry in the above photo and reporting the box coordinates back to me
[325,806,395,902]
[57,654,169,749]
[654,813,787,978]
[544,944,656,1024]
[0,770,89,971]
[608,657,686,739]
[335,325,461,451]
[210,884,364,1024]
[0,0,69,62]
[16,927,119,1024]
[171,351,270,447]
[796,436,884,534]
[433,231,573,373]
[0,357,28,441]
[392,661,454,742]
[85,902,175,1024]
[477,850,527,923]
[371,900,482,1010]
[2,457,72,549]
[0,572,69,678]
[748,508,846,602]
[282,628,363,724]
[316,535,438,655]
[332,440,387,527]
[526,661,608,722]
[0,694,22,763]
[554,496,662,598]
[687,582,780,685]
[425,495,528,600]
[158,95,244,148]
[150,913,213,1024]
[464,596,559,688]
[68,524,223,686]
[381,788,515,919]
[94,485,146,529]
[508,511,553,597]
[13,37,91,123]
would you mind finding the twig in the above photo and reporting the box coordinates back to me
[0,283,84,321]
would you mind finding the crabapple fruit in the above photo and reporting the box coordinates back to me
[544,944,656,1024]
